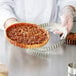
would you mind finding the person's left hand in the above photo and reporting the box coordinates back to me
[60,11,73,34]
[52,6,75,39]
[54,8,74,35]
[54,13,73,34]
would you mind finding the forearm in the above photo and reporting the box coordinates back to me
[0,0,16,30]
[60,5,75,17]
[60,5,75,34]
[68,5,76,12]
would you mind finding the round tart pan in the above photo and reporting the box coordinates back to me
[6,23,65,56]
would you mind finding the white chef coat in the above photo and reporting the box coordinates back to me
[0,0,76,30]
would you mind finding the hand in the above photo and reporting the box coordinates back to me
[4,18,19,29]
[55,6,74,34]
[60,10,73,34]
[52,6,75,39]
[49,23,67,39]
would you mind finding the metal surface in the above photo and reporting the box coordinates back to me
[0,23,76,76]
[7,44,76,76]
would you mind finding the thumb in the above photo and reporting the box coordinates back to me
[4,18,18,29]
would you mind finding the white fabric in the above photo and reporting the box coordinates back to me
[0,0,76,30]
[58,0,76,10]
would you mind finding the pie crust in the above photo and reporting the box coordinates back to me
[5,23,50,48]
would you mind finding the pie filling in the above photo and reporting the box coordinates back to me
[6,23,49,45]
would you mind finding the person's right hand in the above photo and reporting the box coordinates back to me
[4,18,19,29]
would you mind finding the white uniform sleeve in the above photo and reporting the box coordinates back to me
[58,0,76,10]
[0,0,16,30]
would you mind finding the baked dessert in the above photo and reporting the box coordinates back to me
[5,23,50,48]
[66,32,76,45]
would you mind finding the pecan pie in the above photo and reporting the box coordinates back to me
[5,23,50,48]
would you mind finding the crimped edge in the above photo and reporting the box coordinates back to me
[5,23,50,48]
[65,39,76,45]
[66,32,76,45]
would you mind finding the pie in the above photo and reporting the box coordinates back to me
[5,23,50,48]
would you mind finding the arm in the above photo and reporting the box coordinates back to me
[0,0,17,30]
[58,0,76,11]
[60,5,75,33]
[54,0,76,35]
